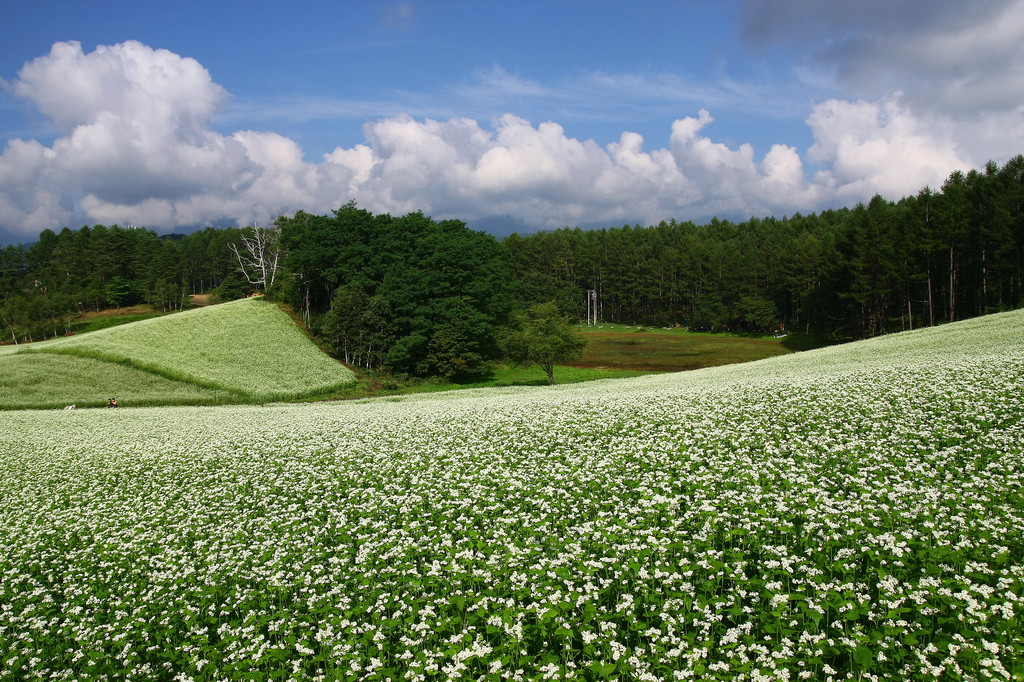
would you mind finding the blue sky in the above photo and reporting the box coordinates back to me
[1,0,1022,244]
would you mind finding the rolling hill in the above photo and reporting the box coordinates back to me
[0,309,1021,678]
[0,298,355,408]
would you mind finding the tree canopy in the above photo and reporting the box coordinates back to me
[504,155,1024,338]
[277,203,513,379]
[498,302,586,384]
[0,224,241,343]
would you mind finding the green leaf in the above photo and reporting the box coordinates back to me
[853,646,873,669]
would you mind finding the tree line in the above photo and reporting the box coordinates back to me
[0,224,251,343]
[506,156,1024,338]
[2,156,1022,366]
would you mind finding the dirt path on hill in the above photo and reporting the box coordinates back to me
[79,304,161,319]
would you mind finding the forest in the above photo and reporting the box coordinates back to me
[277,203,511,379]
[1,156,1022,375]
[508,157,1024,337]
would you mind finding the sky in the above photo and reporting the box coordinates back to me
[1,0,1023,245]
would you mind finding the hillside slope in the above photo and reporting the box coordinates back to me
[4,298,355,406]
[0,353,237,409]
[0,310,1022,678]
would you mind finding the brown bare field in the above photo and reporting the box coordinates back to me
[79,304,161,319]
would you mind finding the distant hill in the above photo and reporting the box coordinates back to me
[466,215,537,237]
[0,298,355,409]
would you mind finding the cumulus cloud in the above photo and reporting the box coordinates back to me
[0,37,1019,243]
[806,96,969,200]
[738,0,1024,197]
[0,40,261,233]
[0,138,66,235]
[11,40,225,135]
[316,111,827,229]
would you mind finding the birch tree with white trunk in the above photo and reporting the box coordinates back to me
[230,225,281,293]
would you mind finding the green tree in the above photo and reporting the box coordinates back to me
[147,277,182,312]
[848,195,898,337]
[425,296,493,380]
[104,276,131,308]
[281,205,511,378]
[319,282,394,370]
[498,302,587,385]
[320,281,371,365]
[210,269,248,303]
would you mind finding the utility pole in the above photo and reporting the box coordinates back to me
[586,289,598,326]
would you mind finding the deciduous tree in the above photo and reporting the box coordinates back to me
[499,302,586,385]
[229,225,281,294]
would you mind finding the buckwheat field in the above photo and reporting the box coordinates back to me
[1,311,1022,681]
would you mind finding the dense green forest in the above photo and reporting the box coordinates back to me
[278,203,511,378]
[0,225,245,343]
[2,156,1022,373]
[507,157,1024,337]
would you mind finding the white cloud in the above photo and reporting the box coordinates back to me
[0,138,68,235]
[12,40,225,136]
[1,40,259,232]
[806,96,969,199]
[0,39,1020,243]
[316,110,825,228]
[381,2,417,30]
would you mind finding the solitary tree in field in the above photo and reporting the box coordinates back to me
[499,302,586,385]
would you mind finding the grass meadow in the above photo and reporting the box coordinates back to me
[321,325,817,401]
[0,309,1021,680]
[1,298,355,408]
[573,326,825,373]
[0,353,235,409]
[68,311,166,335]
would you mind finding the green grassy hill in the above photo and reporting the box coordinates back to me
[0,298,355,408]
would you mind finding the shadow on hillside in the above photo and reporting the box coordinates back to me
[779,334,839,352]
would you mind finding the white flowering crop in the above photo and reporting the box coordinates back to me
[0,344,22,357]
[1,310,1022,680]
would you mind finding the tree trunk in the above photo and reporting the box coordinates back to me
[542,363,556,385]
[949,246,957,322]
[927,270,935,327]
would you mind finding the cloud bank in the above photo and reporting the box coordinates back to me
[0,27,1019,241]
[742,0,1024,116]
